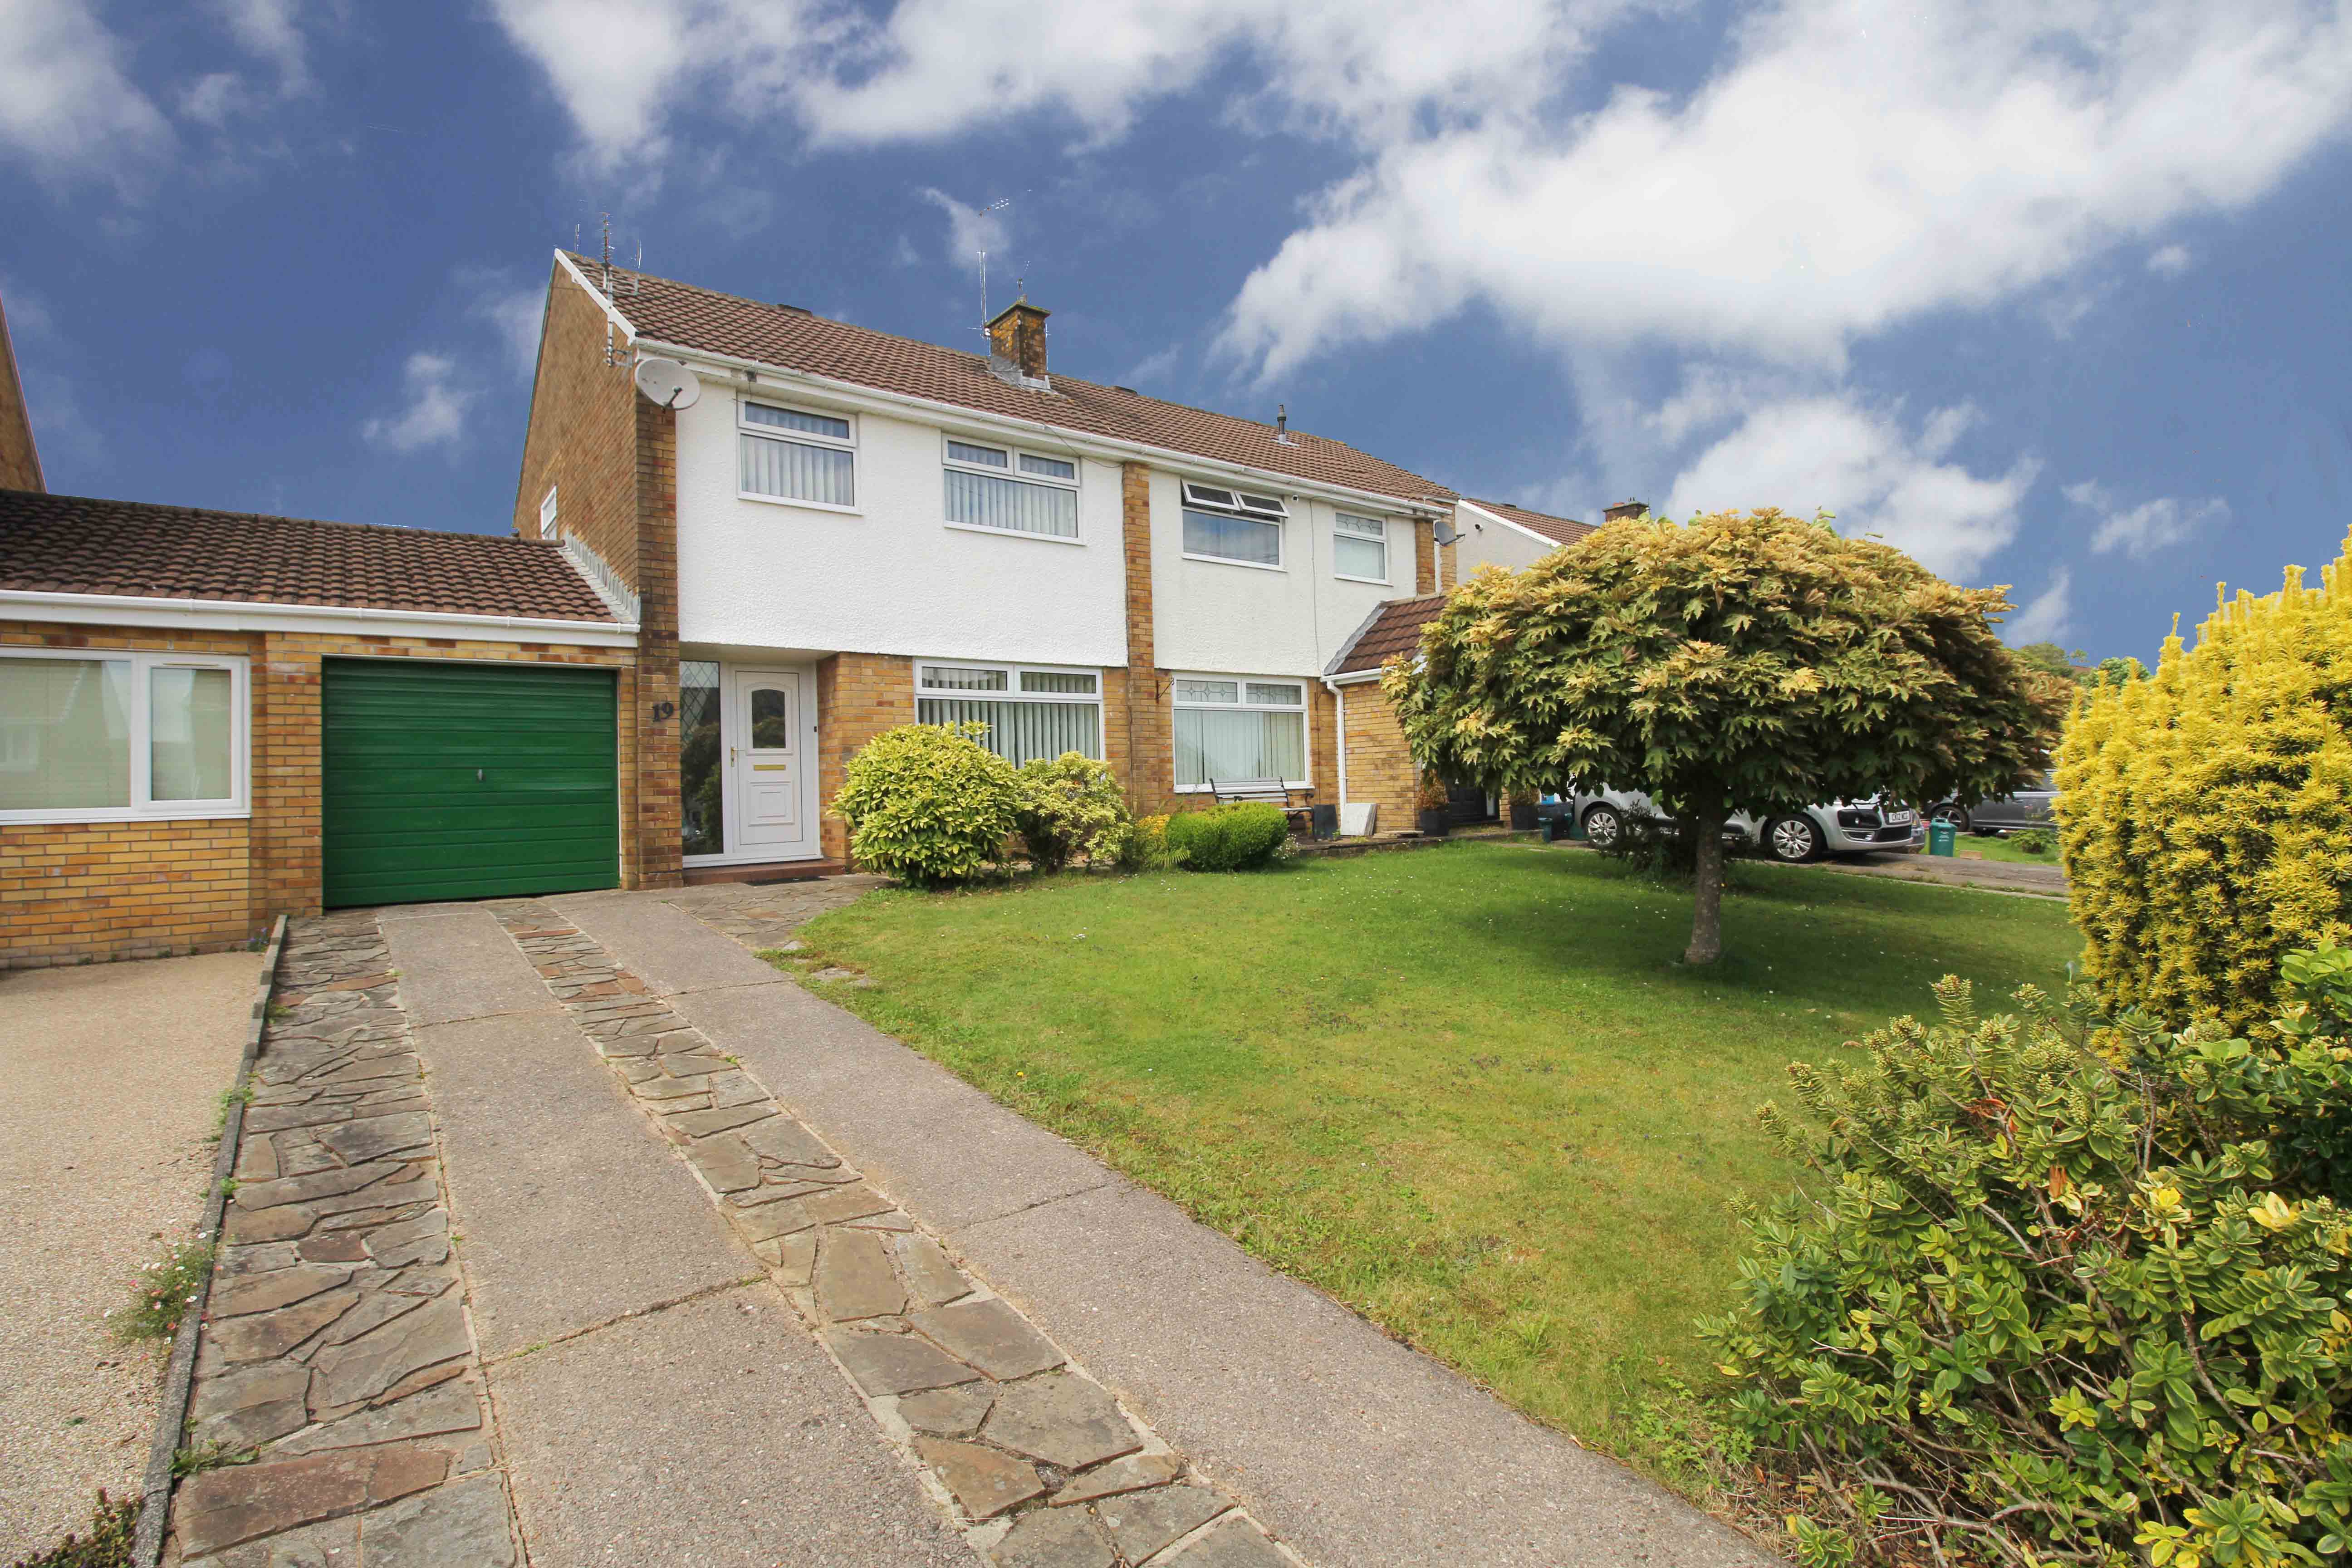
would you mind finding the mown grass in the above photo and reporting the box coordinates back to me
[788,841,2083,1456]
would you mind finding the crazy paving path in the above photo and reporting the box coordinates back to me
[489,898,1295,1568]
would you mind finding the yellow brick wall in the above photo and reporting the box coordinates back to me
[512,262,639,582]
[1340,677,1418,833]
[0,620,637,967]
[815,652,917,863]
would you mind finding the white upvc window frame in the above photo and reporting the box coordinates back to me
[737,396,859,514]
[0,646,250,824]
[1180,480,1289,572]
[1332,511,1392,585]
[1170,671,1311,793]
[940,433,1084,544]
[914,659,1107,764]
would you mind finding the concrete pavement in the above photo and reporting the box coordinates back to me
[0,949,260,1562]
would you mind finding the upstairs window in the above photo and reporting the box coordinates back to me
[1333,512,1389,582]
[943,437,1079,539]
[916,662,1102,765]
[740,399,856,509]
[1181,481,1288,568]
[539,485,559,539]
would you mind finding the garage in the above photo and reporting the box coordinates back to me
[322,658,621,907]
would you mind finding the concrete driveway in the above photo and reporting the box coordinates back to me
[0,950,260,1562]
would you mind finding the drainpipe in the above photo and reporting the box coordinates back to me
[1322,677,1349,812]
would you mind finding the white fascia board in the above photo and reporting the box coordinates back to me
[554,250,642,344]
[646,338,1452,519]
[1324,668,1389,686]
[0,589,640,647]
[1457,498,1567,550]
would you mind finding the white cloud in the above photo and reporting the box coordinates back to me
[1222,2,2352,377]
[361,353,480,453]
[2065,480,2227,558]
[220,0,308,94]
[1122,343,1181,385]
[460,275,547,379]
[919,188,1010,272]
[2007,570,2073,645]
[0,0,172,183]
[2147,243,2193,277]
[179,72,249,130]
[1664,394,2038,579]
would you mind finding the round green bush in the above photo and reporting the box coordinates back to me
[1163,803,1290,871]
[2062,553,2352,1034]
[1014,753,1131,872]
[1704,968,2352,1568]
[831,723,1019,887]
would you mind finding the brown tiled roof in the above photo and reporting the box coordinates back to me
[573,255,1460,507]
[0,490,618,622]
[1465,497,1596,547]
[1328,593,1447,676]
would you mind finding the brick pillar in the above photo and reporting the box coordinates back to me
[815,653,916,863]
[633,397,683,888]
[255,634,323,921]
[1415,519,1437,595]
[1120,462,1173,814]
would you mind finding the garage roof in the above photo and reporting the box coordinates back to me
[1328,593,1449,677]
[0,489,619,623]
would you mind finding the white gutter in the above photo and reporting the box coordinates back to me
[641,337,1455,520]
[0,588,639,647]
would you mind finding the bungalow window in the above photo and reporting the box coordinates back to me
[1173,675,1307,790]
[0,650,248,823]
[916,662,1102,766]
[1181,481,1287,568]
[942,437,1080,539]
[740,399,856,508]
[1333,512,1389,583]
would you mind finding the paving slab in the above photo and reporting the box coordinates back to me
[380,907,559,1025]
[0,949,259,1563]
[550,891,788,997]
[671,980,1114,1233]
[411,1009,747,1356]
[489,1281,970,1567]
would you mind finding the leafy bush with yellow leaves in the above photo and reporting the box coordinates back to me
[2061,555,2352,1034]
[832,722,1021,886]
[1703,962,2352,1568]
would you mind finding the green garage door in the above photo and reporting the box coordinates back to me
[323,659,620,907]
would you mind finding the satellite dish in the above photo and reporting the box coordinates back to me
[633,358,701,410]
[1432,519,1463,547]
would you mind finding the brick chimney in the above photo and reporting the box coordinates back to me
[986,299,1050,381]
[1602,498,1647,523]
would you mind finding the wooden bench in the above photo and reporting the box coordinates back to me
[1210,779,1314,835]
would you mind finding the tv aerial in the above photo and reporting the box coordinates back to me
[633,357,700,410]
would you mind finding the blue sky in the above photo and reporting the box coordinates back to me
[4,0,2349,665]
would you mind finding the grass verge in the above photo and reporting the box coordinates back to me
[780,841,2083,1469]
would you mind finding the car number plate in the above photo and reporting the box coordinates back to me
[1885,809,1916,824]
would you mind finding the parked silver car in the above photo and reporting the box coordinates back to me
[1568,788,1924,862]
[1928,770,2057,836]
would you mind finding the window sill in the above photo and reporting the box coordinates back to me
[1175,783,1310,794]
[738,491,862,517]
[1181,553,1286,573]
[943,520,1085,546]
[1333,572,1393,587]
[0,806,252,827]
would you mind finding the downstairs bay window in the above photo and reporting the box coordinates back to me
[0,649,248,822]
[916,662,1102,767]
[1173,676,1307,790]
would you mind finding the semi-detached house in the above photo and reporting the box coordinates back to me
[0,257,1604,966]
[514,252,1596,882]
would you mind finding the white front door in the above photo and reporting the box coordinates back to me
[730,668,815,859]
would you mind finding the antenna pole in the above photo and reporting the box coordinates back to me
[978,251,989,332]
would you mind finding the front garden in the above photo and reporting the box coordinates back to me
[781,842,2082,1456]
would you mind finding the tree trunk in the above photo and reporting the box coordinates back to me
[1685,811,1726,965]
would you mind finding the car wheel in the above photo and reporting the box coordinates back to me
[1766,815,1823,863]
[1582,803,1624,849]
[1930,803,1970,833]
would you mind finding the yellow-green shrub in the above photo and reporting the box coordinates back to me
[831,722,1021,887]
[2061,548,2352,1033]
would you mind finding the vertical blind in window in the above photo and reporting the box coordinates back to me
[1333,513,1387,580]
[741,436,855,506]
[1172,677,1307,787]
[917,663,1102,767]
[945,469,1078,537]
[1181,509,1281,564]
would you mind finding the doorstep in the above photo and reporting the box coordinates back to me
[681,859,848,887]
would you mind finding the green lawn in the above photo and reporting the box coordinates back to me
[1950,833,2064,866]
[784,841,2083,1454]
